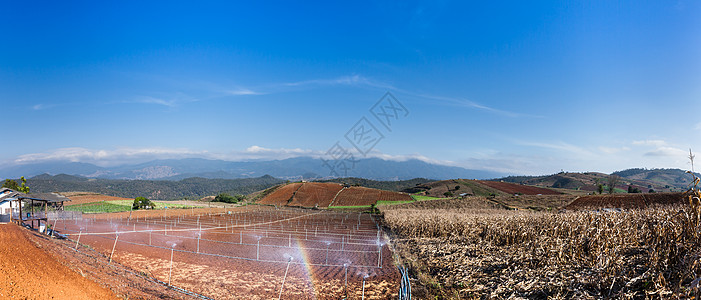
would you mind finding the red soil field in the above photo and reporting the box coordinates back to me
[287,183,344,208]
[477,180,561,195]
[54,207,399,299]
[258,183,303,206]
[332,187,411,206]
[259,183,411,208]
[565,192,685,210]
[0,223,118,299]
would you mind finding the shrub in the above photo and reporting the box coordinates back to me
[132,197,155,210]
[214,193,245,203]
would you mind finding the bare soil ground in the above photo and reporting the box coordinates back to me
[0,223,118,299]
[289,183,344,207]
[258,183,303,206]
[333,187,412,206]
[258,183,410,208]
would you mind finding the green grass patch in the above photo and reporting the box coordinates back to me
[410,195,442,201]
[66,201,131,213]
[377,200,415,205]
[66,200,195,214]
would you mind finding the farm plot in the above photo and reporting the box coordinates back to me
[332,187,412,207]
[258,183,303,206]
[477,180,561,195]
[53,206,398,299]
[288,183,344,207]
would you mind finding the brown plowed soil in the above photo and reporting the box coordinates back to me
[477,180,561,195]
[565,192,685,210]
[258,183,303,206]
[259,183,411,208]
[333,187,411,206]
[0,223,118,299]
[288,183,344,208]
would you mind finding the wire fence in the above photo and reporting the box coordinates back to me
[51,207,397,299]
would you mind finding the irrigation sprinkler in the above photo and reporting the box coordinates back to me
[341,236,345,251]
[240,231,243,244]
[51,218,58,238]
[197,232,201,253]
[362,275,368,300]
[325,242,331,265]
[75,231,82,249]
[288,234,291,247]
[109,233,120,265]
[344,263,349,296]
[256,237,262,260]
[377,242,384,268]
[168,245,175,286]
[149,230,152,245]
[278,257,293,300]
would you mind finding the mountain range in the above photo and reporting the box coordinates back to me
[0,157,503,181]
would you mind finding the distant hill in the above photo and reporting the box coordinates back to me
[497,168,698,193]
[26,174,283,200]
[0,157,504,181]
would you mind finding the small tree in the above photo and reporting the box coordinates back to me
[132,197,155,210]
[607,175,621,194]
[597,184,604,194]
[2,179,19,190]
[2,176,29,193]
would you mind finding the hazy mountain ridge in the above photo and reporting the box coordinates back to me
[496,168,698,192]
[0,157,503,181]
[26,174,284,200]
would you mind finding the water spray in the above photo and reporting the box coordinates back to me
[109,233,120,264]
[257,237,262,260]
[344,263,349,296]
[277,257,293,300]
[362,275,368,300]
[75,231,82,250]
[325,241,331,265]
[168,244,175,285]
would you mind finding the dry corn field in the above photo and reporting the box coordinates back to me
[381,194,701,299]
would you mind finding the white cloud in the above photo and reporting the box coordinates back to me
[131,96,180,107]
[226,88,260,95]
[632,139,667,147]
[599,146,631,154]
[516,140,593,157]
[14,147,207,166]
[644,146,688,157]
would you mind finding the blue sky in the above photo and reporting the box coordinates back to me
[1,1,700,175]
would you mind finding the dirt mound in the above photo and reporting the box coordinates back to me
[477,180,561,195]
[0,223,118,299]
[288,182,344,207]
[257,182,303,206]
[566,192,685,210]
